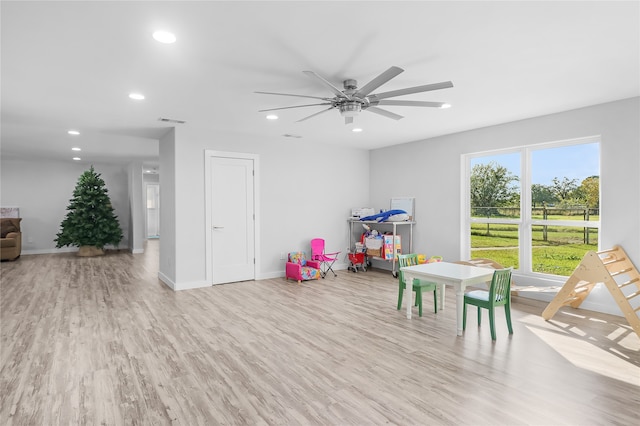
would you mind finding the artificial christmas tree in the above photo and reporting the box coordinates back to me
[55,166,123,256]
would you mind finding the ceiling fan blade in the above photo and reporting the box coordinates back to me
[259,103,332,112]
[254,91,331,101]
[303,70,350,99]
[377,100,447,108]
[372,81,454,100]
[296,106,335,122]
[366,106,404,120]
[354,66,404,98]
[345,116,354,125]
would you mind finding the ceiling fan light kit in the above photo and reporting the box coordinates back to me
[256,66,453,124]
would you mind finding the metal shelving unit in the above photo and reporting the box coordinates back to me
[348,219,415,277]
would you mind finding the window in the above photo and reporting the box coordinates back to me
[469,152,521,269]
[465,138,600,277]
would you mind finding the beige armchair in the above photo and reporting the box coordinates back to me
[1,218,22,261]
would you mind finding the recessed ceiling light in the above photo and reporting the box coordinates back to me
[266,114,278,120]
[352,128,363,133]
[68,130,80,135]
[129,93,145,100]
[72,157,81,161]
[71,147,81,151]
[440,103,452,109]
[153,30,176,44]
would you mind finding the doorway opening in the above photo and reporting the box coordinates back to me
[146,183,160,239]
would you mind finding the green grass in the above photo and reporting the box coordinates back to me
[471,248,520,269]
[471,224,518,248]
[531,245,594,275]
[470,223,598,276]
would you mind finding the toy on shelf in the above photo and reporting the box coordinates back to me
[417,254,442,264]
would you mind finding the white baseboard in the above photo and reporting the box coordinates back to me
[260,262,351,280]
[174,280,211,291]
[22,247,78,255]
[514,290,624,317]
[22,245,134,255]
[158,271,210,291]
[259,272,282,280]
[158,271,176,290]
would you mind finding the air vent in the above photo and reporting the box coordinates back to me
[282,133,302,138]
[158,117,186,124]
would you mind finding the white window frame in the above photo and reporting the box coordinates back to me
[462,136,601,279]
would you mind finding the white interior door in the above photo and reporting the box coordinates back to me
[210,156,255,284]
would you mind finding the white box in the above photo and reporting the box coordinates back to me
[351,207,375,218]
[365,236,383,249]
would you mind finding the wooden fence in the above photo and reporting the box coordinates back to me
[471,206,599,244]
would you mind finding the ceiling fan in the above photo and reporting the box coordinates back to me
[255,66,453,124]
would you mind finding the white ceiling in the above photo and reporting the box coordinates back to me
[1,1,638,167]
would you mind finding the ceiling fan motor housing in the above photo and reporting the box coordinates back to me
[340,101,361,117]
[343,79,358,90]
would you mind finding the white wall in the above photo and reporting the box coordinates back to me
[128,162,145,254]
[158,127,370,289]
[158,129,177,286]
[0,158,130,253]
[369,97,640,315]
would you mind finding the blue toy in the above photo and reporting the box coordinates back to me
[359,209,408,222]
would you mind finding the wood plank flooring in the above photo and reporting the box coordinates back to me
[1,240,639,425]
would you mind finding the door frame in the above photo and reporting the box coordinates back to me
[204,150,261,285]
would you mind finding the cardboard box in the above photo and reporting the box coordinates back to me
[366,248,382,258]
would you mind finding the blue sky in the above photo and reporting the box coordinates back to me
[471,143,599,185]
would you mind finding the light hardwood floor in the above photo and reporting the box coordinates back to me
[1,240,639,425]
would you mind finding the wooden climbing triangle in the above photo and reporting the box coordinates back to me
[541,245,640,337]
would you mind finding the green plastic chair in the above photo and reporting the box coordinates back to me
[397,254,438,316]
[463,268,513,340]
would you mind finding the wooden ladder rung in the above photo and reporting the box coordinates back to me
[610,267,633,277]
[625,290,640,301]
[635,305,640,313]
[619,277,640,289]
[603,257,626,266]
[598,247,619,254]
[562,296,582,304]
[573,286,591,293]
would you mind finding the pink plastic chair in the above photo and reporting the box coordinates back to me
[310,238,341,278]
